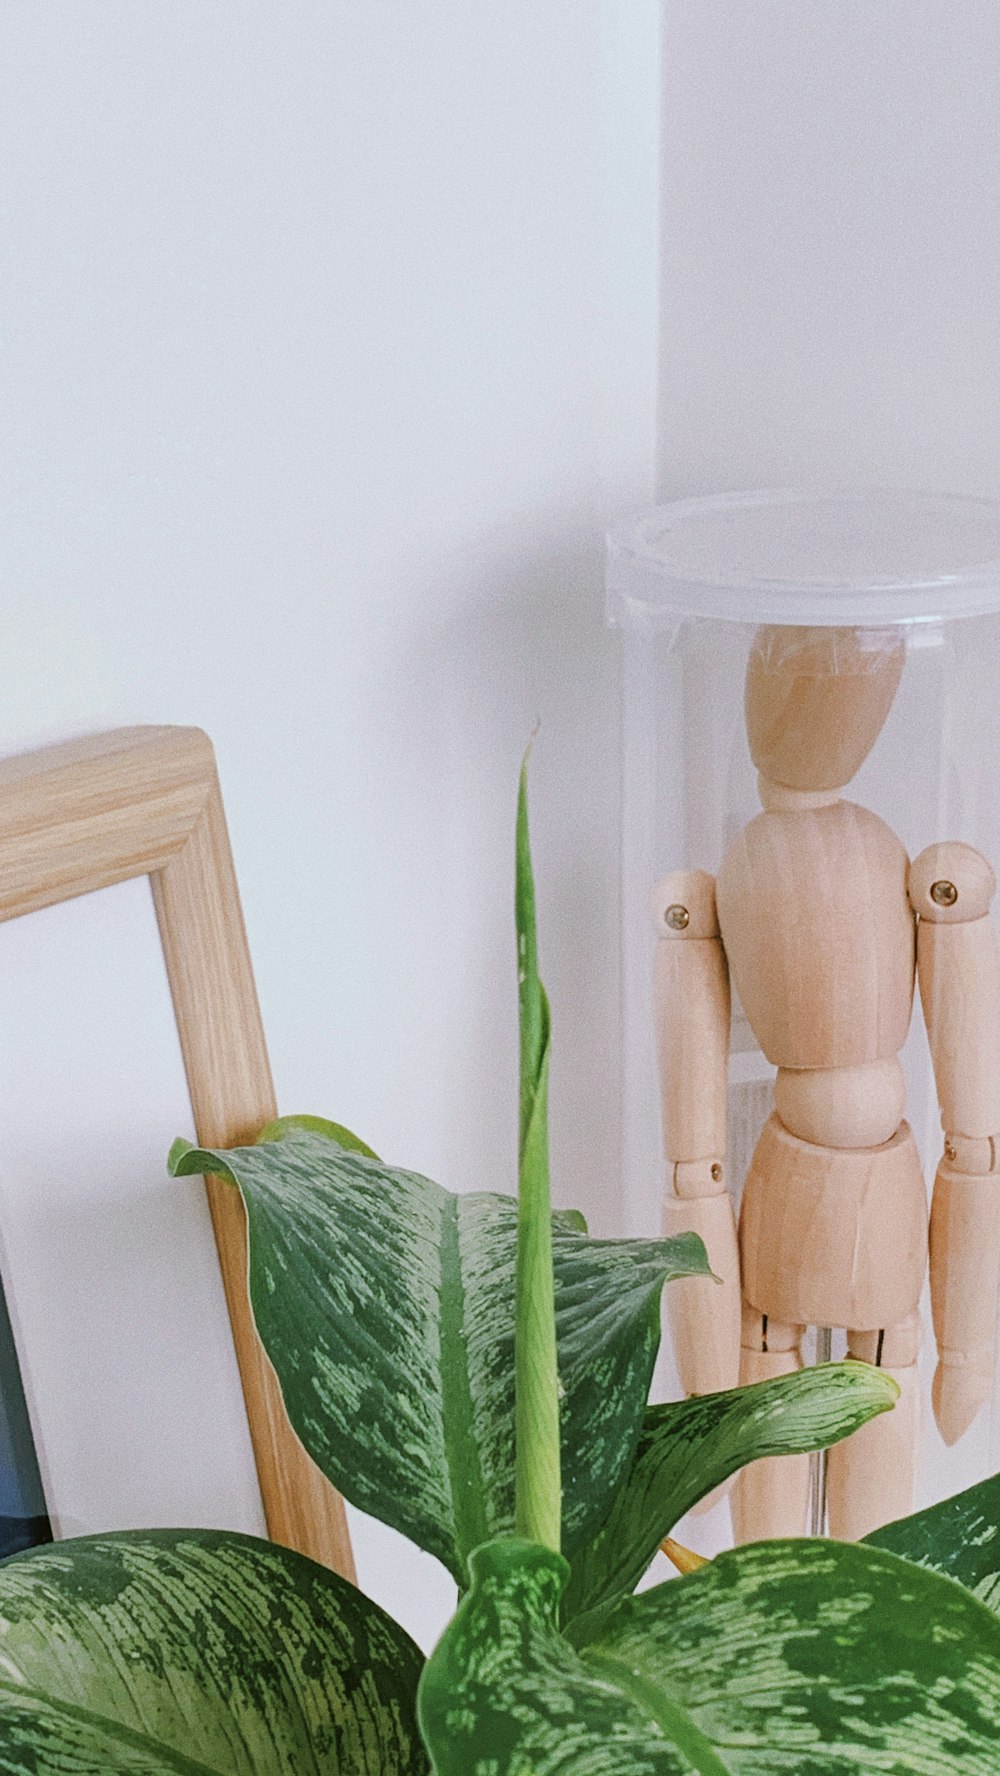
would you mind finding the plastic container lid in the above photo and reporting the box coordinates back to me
[607,489,1000,627]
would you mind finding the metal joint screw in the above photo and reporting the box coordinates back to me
[665,904,690,931]
[930,879,958,908]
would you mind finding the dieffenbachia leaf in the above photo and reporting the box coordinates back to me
[169,1130,710,1584]
[564,1360,899,1640]
[867,1470,1000,1616]
[0,1529,425,1774]
[552,1206,588,1234]
[257,1113,379,1159]
[417,1534,1000,1774]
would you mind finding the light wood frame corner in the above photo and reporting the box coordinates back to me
[0,724,355,1581]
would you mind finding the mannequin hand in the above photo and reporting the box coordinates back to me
[932,1349,993,1446]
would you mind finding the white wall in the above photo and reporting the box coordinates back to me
[0,5,659,1652]
[660,0,1000,499]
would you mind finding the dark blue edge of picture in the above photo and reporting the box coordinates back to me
[0,1275,51,1560]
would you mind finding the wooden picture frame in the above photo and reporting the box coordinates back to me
[0,725,355,1582]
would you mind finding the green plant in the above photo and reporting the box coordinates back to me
[0,765,999,1772]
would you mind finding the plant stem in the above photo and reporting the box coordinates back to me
[514,758,561,1553]
[661,1537,710,1576]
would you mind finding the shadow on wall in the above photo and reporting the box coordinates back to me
[386,506,623,1236]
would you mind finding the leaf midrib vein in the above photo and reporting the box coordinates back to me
[0,1679,229,1776]
[439,1197,490,1574]
[582,1650,732,1776]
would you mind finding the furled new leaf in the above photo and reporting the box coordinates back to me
[564,1360,899,1639]
[514,755,560,1552]
[170,1130,710,1583]
[867,1469,1000,1616]
[0,1529,425,1774]
[418,1534,1000,1774]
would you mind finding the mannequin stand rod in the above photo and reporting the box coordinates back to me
[809,1326,833,1537]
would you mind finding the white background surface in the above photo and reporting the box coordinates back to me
[659,1,1000,500]
[2,1,1000,1655]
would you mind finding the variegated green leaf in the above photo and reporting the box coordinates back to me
[552,1206,588,1234]
[564,1360,899,1640]
[418,1534,1000,1774]
[257,1112,379,1159]
[867,1470,1000,1616]
[169,1130,710,1583]
[0,1528,425,1774]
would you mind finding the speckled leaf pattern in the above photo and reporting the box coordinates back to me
[419,1539,691,1775]
[258,1112,380,1159]
[0,1529,426,1774]
[867,1470,1000,1616]
[564,1361,899,1639]
[418,1534,1000,1775]
[170,1131,710,1582]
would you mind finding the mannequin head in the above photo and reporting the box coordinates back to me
[745,625,905,793]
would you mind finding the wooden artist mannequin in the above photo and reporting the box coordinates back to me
[654,623,1000,1542]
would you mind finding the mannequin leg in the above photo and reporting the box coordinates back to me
[827,1313,921,1542]
[731,1303,810,1543]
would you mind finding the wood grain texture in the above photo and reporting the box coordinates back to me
[827,1357,919,1541]
[916,914,1000,1140]
[909,841,997,926]
[744,624,905,792]
[0,727,214,923]
[849,1311,921,1369]
[0,726,355,1581]
[929,1163,1000,1445]
[652,872,730,1164]
[756,778,840,812]
[717,801,914,1069]
[731,1343,810,1543]
[740,1114,927,1331]
[662,1193,741,1397]
[774,1059,906,1149]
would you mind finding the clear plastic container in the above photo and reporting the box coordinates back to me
[608,489,1000,1541]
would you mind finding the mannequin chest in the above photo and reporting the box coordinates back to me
[716,800,915,1070]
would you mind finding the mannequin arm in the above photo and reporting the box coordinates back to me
[911,842,1000,1443]
[653,869,740,1395]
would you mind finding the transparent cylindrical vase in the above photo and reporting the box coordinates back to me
[608,489,1000,1544]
